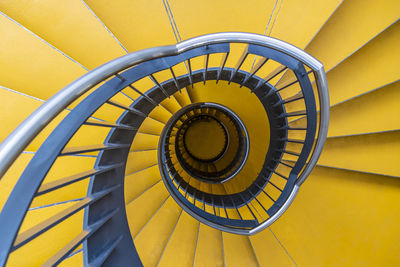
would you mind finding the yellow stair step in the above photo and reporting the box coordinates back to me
[193,223,223,267]
[84,0,175,51]
[7,202,84,267]
[125,181,169,239]
[158,212,199,267]
[271,166,400,266]
[222,233,258,267]
[306,0,400,71]
[135,197,181,267]
[328,81,400,137]
[250,227,296,266]
[0,0,126,69]
[318,131,400,177]
[326,20,400,106]
[124,164,160,204]
[130,132,160,151]
[0,13,86,100]
[167,0,276,39]
[268,0,343,48]
[125,150,158,175]
[282,20,400,113]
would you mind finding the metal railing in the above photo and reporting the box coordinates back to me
[0,32,329,266]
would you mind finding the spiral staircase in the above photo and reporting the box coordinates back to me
[0,1,399,266]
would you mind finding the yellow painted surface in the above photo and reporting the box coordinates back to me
[185,119,226,160]
[137,118,164,136]
[130,132,159,151]
[148,106,173,124]
[124,165,161,204]
[318,131,400,177]
[328,81,400,137]
[59,251,83,267]
[0,153,32,212]
[125,150,158,175]
[0,88,97,152]
[7,205,83,266]
[222,233,258,267]
[169,0,277,39]
[193,224,223,267]
[174,89,192,107]
[135,198,181,267]
[84,0,175,51]
[125,181,169,238]
[1,154,95,209]
[0,14,86,100]
[326,20,400,106]
[0,0,126,69]
[158,212,199,267]
[269,0,343,48]
[250,228,295,266]
[272,166,400,266]
[306,0,400,71]
[188,81,269,193]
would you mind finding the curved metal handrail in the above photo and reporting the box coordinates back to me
[0,33,329,262]
[0,32,328,181]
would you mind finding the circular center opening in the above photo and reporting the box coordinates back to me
[184,118,226,161]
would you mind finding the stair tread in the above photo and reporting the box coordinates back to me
[7,202,84,266]
[0,0,126,69]
[125,181,169,238]
[270,165,400,266]
[135,197,182,267]
[250,228,296,267]
[125,150,158,175]
[84,0,175,51]
[124,164,161,204]
[0,14,86,100]
[193,223,224,267]
[318,130,400,177]
[328,81,400,137]
[222,233,259,267]
[158,212,199,267]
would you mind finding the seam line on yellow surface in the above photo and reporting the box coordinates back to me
[137,132,160,137]
[162,0,181,42]
[22,151,98,158]
[221,230,226,267]
[314,164,400,179]
[284,159,400,179]
[0,11,88,71]
[126,179,162,206]
[324,18,400,73]
[79,0,129,53]
[125,163,158,177]
[267,0,284,37]
[303,0,344,49]
[289,79,400,125]
[28,197,85,211]
[327,129,400,140]
[133,195,170,240]
[129,148,158,153]
[0,85,105,122]
[248,236,260,267]
[192,221,200,267]
[156,209,183,266]
[268,227,298,266]
[250,0,279,70]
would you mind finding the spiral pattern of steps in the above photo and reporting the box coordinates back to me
[0,0,399,266]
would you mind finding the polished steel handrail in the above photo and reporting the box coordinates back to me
[0,33,329,238]
[0,32,328,181]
